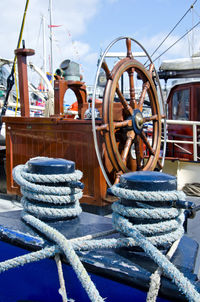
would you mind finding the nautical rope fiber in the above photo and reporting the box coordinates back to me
[183,183,200,197]
[111,185,185,249]
[111,183,200,301]
[12,158,105,302]
[146,238,181,302]
[13,161,83,220]
[54,253,68,302]
[0,158,199,302]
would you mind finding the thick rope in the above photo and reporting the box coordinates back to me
[111,187,185,249]
[0,220,199,301]
[111,185,185,202]
[146,238,181,302]
[113,212,200,302]
[22,211,105,302]
[0,161,197,302]
[55,253,68,302]
[183,183,200,197]
[12,160,106,301]
[111,184,200,301]
[13,164,82,220]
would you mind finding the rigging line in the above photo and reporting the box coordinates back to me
[144,0,198,65]
[35,16,43,60]
[152,19,200,64]
[14,0,30,66]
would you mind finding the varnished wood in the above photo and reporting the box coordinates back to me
[121,131,135,164]
[126,38,132,58]
[141,130,155,156]
[14,48,35,117]
[3,117,113,207]
[138,81,150,110]
[54,79,87,118]
[135,135,142,170]
[116,86,133,116]
[128,67,136,109]
[103,57,161,174]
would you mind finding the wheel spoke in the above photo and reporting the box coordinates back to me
[121,131,135,163]
[114,120,132,129]
[96,120,132,131]
[149,63,154,76]
[102,60,132,115]
[116,86,133,116]
[138,81,150,110]
[114,171,123,184]
[141,131,155,155]
[102,61,112,80]
[128,67,137,109]
[96,124,109,131]
[126,38,132,58]
[143,114,158,122]
[134,135,142,170]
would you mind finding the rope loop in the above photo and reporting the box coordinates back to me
[3,161,200,302]
[13,160,83,220]
[111,184,185,249]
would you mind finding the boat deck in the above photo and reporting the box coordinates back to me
[0,193,200,276]
[0,193,199,301]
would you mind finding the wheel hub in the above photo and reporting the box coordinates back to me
[132,109,144,134]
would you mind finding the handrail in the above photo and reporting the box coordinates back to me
[162,119,200,161]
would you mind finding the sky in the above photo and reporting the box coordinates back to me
[0,0,200,87]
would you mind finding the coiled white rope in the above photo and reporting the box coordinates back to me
[12,159,106,302]
[111,184,185,250]
[0,159,199,302]
[111,184,200,301]
[13,164,82,220]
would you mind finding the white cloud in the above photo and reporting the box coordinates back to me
[83,52,98,65]
[0,0,102,88]
[0,0,99,60]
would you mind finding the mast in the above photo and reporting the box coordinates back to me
[42,15,47,90]
[49,0,54,86]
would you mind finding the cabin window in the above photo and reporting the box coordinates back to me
[196,87,200,121]
[172,89,190,120]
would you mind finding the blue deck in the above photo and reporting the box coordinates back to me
[0,210,199,301]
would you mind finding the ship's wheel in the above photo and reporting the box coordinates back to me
[92,37,166,186]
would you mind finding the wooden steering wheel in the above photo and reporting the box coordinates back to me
[92,37,166,186]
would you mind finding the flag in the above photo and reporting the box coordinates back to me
[48,25,62,28]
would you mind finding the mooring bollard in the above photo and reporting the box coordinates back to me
[111,171,187,250]
[13,157,84,220]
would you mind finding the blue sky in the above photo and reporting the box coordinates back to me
[0,0,199,86]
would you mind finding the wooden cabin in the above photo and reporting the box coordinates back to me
[166,81,200,160]
[1,48,122,213]
[159,57,200,161]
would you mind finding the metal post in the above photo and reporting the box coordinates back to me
[42,15,47,91]
[49,0,54,87]
[193,123,197,161]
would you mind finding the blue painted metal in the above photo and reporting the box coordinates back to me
[120,171,177,191]
[0,165,199,301]
[28,157,75,175]
[0,210,199,301]
[0,240,170,302]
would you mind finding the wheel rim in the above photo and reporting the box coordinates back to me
[103,57,161,174]
[92,37,166,187]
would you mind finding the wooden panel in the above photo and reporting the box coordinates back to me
[3,116,111,207]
